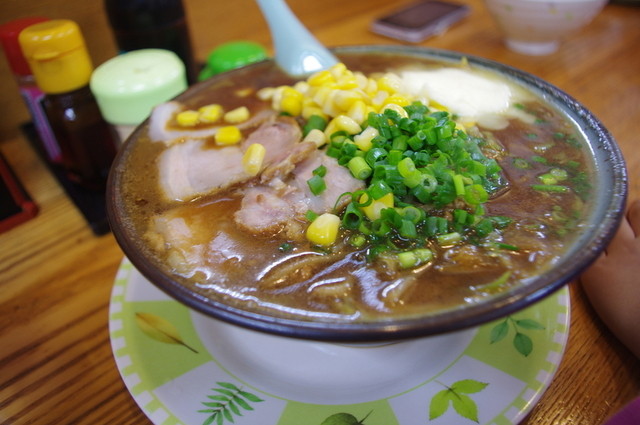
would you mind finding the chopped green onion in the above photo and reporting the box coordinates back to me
[348,156,372,180]
[538,173,557,185]
[348,234,367,248]
[307,174,326,195]
[397,157,416,178]
[482,271,512,289]
[342,203,363,229]
[392,136,408,151]
[494,242,520,251]
[398,248,433,269]
[401,206,424,223]
[549,168,568,181]
[512,158,530,169]
[312,165,327,177]
[403,170,423,188]
[399,219,417,239]
[305,210,319,221]
[464,184,488,205]
[453,174,466,196]
[387,149,403,165]
[437,232,461,246]
[303,114,327,136]
[474,218,494,237]
[368,180,392,200]
[278,242,293,252]
[532,184,569,193]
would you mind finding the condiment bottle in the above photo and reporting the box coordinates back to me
[0,17,62,164]
[19,20,118,191]
[90,49,187,144]
[198,41,268,81]
[103,0,197,84]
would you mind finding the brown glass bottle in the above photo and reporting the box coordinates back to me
[42,86,117,190]
[19,20,118,191]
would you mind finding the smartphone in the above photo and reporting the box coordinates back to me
[371,0,470,43]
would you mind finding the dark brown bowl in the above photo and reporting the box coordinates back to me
[107,45,627,342]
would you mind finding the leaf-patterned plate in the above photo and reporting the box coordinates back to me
[109,258,570,425]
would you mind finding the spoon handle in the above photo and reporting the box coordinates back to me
[255,0,338,76]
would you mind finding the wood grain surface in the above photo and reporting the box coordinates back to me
[1,1,638,424]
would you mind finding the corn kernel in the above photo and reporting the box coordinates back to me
[198,104,223,123]
[308,70,334,86]
[333,115,362,135]
[429,99,449,112]
[384,94,412,107]
[242,143,266,176]
[353,126,379,152]
[293,81,310,94]
[364,104,378,117]
[312,86,333,109]
[371,90,389,109]
[329,62,348,79]
[336,74,358,90]
[303,128,327,147]
[360,192,394,221]
[235,88,253,97]
[281,86,302,99]
[381,103,408,118]
[302,105,328,121]
[354,72,369,90]
[321,90,342,117]
[215,126,242,145]
[333,90,362,111]
[377,73,402,94]
[365,78,378,96]
[281,95,303,116]
[176,110,200,127]
[256,87,276,100]
[346,100,367,125]
[323,119,340,140]
[306,213,340,246]
[224,106,250,123]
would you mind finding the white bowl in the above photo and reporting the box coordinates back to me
[484,0,607,55]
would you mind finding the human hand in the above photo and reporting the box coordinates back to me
[581,199,640,359]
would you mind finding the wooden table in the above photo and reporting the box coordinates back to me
[1,1,638,423]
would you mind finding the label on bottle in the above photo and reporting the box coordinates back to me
[20,85,62,163]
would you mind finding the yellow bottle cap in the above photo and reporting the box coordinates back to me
[19,20,93,94]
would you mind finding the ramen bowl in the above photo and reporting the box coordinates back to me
[483,0,607,55]
[107,45,626,342]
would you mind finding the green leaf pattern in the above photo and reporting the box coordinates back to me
[429,379,488,422]
[198,381,264,425]
[192,317,545,424]
[490,315,545,356]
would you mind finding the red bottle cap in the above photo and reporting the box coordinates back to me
[0,17,49,76]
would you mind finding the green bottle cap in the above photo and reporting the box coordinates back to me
[198,41,268,81]
[90,49,187,125]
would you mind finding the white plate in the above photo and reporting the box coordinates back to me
[109,258,570,425]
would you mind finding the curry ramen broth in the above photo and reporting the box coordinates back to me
[119,53,593,322]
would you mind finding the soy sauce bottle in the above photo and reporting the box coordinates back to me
[0,17,62,165]
[19,20,118,191]
[104,0,197,84]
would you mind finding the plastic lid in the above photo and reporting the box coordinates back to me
[198,41,268,81]
[19,20,93,94]
[0,17,49,76]
[90,49,187,125]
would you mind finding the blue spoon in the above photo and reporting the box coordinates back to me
[255,0,338,77]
